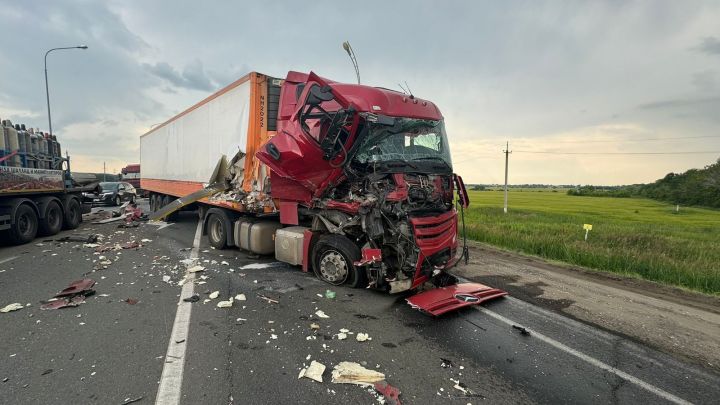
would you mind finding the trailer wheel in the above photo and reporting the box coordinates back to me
[312,235,366,288]
[9,204,38,245]
[63,198,82,230]
[206,213,227,249]
[39,201,63,236]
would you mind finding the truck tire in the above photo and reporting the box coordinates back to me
[206,213,227,249]
[311,235,366,288]
[9,204,38,245]
[39,201,63,236]
[63,198,82,230]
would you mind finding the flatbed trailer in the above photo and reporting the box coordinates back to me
[0,165,91,244]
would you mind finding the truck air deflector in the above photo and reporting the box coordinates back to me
[406,283,507,316]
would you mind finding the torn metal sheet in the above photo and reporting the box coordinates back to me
[406,282,507,316]
[40,295,86,310]
[149,156,230,221]
[54,279,96,298]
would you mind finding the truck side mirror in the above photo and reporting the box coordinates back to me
[306,85,334,105]
[454,174,470,208]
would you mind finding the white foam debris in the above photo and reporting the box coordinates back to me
[315,310,330,319]
[298,360,326,383]
[235,294,246,301]
[217,298,233,308]
[209,291,219,299]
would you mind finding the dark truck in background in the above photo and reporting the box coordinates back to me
[0,118,91,244]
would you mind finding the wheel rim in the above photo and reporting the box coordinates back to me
[49,207,60,228]
[319,250,348,284]
[18,213,31,235]
[209,218,223,243]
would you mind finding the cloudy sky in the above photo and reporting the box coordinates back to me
[1,0,719,185]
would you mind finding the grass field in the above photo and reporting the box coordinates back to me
[463,190,720,295]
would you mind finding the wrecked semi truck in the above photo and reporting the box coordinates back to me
[141,71,502,304]
[0,119,90,244]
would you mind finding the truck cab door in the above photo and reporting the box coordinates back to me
[257,72,358,195]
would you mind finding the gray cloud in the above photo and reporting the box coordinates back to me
[637,97,720,110]
[698,36,720,55]
[692,71,717,91]
[144,60,215,92]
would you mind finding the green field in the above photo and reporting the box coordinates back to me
[463,190,720,295]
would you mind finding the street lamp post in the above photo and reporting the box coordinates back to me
[44,45,88,135]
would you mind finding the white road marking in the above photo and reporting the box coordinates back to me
[155,219,203,405]
[476,306,692,405]
[0,256,18,265]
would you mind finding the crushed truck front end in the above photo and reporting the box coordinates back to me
[258,71,473,293]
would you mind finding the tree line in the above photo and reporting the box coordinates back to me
[567,159,720,208]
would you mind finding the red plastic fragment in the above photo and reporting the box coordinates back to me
[54,279,96,298]
[406,283,507,316]
[41,295,86,310]
[354,248,382,266]
[374,381,402,405]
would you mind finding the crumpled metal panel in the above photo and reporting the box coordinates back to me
[406,282,507,316]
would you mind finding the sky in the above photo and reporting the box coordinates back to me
[0,0,719,185]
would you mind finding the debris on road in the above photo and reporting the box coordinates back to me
[356,333,371,342]
[239,262,285,270]
[41,279,96,310]
[0,303,24,313]
[120,396,144,405]
[183,294,199,303]
[512,325,531,336]
[315,310,329,319]
[56,234,99,243]
[325,290,336,299]
[373,381,402,405]
[440,358,454,368]
[187,265,205,273]
[208,291,219,299]
[257,294,279,304]
[217,297,234,308]
[331,362,385,386]
[234,294,246,301]
[124,298,139,305]
[298,360,326,383]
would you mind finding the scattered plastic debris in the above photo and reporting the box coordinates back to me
[310,323,320,330]
[124,298,139,305]
[183,294,200,303]
[209,291,219,299]
[41,279,96,310]
[512,325,531,336]
[239,262,285,270]
[0,303,24,313]
[299,360,326,383]
[234,294,246,301]
[374,381,402,405]
[337,333,347,340]
[217,297,234,308]
[120,396,144,405]
[187,265,205,273]
[356,333,371,342]
[325,290,336,299]
[440,358,454,368]
[257,294,279,304]
[315,310,330,319]
[331,362,385,385]
[162,275,171,283]
[141,239,152,243]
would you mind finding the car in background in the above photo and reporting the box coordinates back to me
[83,182,137,206]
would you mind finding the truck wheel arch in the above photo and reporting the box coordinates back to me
[203,207,239,248]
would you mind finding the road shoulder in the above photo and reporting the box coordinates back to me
[454,241,720,372]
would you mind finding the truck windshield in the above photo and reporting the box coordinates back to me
[353,118,452,169]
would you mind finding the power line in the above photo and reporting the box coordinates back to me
[513,150,720,155]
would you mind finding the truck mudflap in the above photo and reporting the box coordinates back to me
[406,283,507,316]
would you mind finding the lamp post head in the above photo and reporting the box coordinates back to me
[78,45,88,49]
[342,41,351,55]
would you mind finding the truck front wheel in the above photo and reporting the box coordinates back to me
[9,204,38,245]
[206,213,227,249]
[311,235,366,288]
[39,201,63,236]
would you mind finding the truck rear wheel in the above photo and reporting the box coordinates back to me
[63,198,82,230]
[206,213,227,249]
[9,204,38,245]
[311,235,366,288]
[39,201,63,236]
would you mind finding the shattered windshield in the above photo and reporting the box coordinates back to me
[353,118,453,169]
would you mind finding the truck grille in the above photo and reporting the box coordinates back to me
[409,210,457,248]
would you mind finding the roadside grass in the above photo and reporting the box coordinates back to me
[463,191,720,295]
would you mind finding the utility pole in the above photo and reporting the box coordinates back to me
[103,161,106,182]
[503,141,511,214]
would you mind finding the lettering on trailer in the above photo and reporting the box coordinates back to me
[259,94,265,129]
[0,166,64,193]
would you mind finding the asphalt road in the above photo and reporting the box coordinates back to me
[0,199,717,404]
